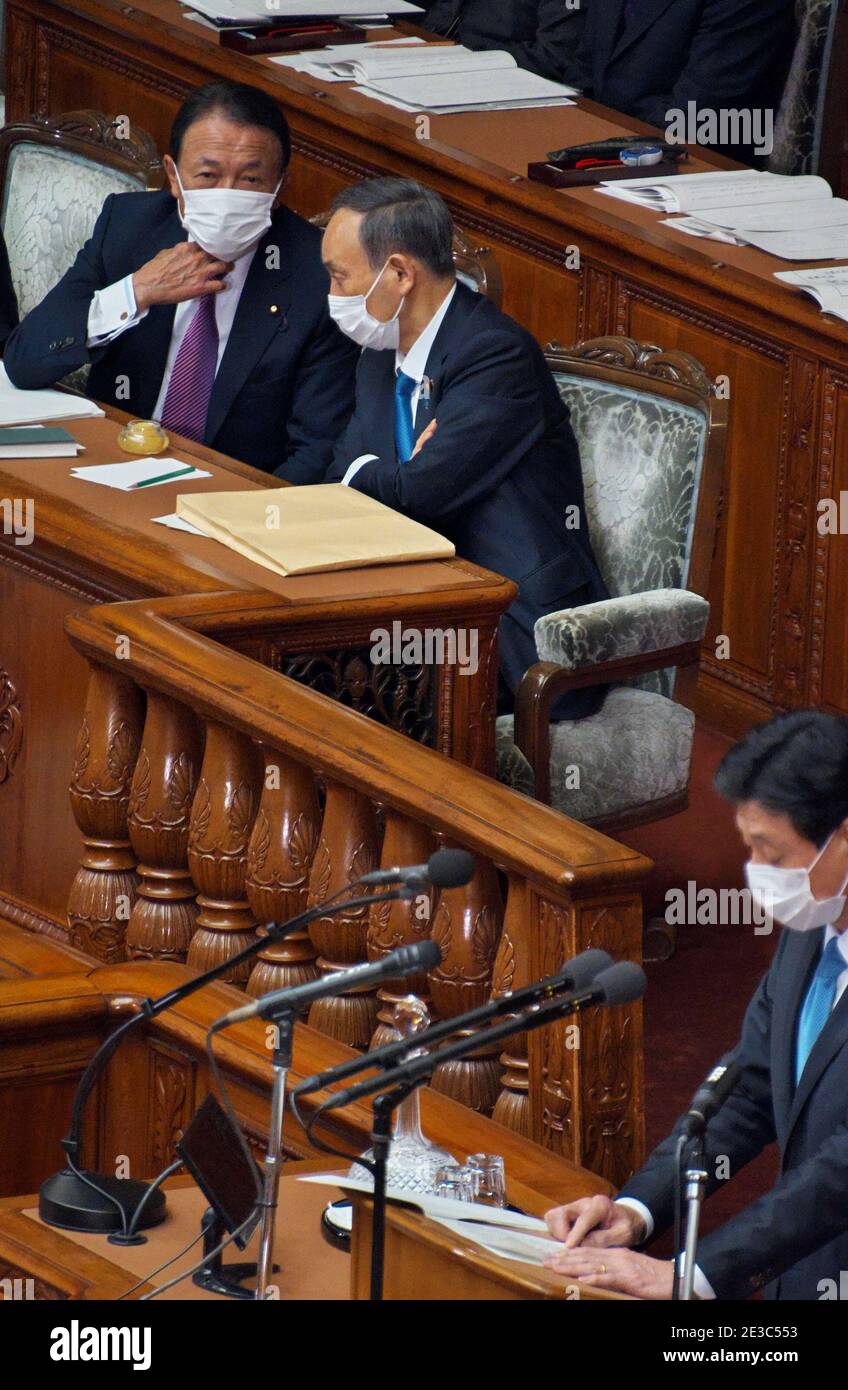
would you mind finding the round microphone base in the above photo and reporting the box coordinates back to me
[39,1169,167,1235]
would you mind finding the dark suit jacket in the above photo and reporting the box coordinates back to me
[0,228,19,351]
[325,281,608,716]
[3,189,358,481]
[552,0,796,162]
[421,0,587,82]
[622,926,848,1300]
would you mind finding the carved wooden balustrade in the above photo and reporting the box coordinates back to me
[63,591,652,1184]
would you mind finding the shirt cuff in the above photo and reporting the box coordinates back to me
[340,453,378,486]
[614,1197,654,1241]
[86,275,146,346]
[692,1265,717,1300]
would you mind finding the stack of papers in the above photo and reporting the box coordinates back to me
[183,0,423,24]
[0,365,104,426]
[598,171,848,261]
[775,266,848,323]
[279,40,577,112]
[0,425,82,458]
[273,36,426,80]
[176,483,455,576]
[71,458,212,491]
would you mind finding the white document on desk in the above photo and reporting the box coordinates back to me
[184,0,423,20]
[599,171,832,215]
[0,365,105,427]
[360,67,577,112]
[775,266,848,320]
[272,37,425,80]
[71,458,212,490]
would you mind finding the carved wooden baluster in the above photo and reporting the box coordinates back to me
[68,665,143,961]
[307,783,380,1047]
[125,692,202,963]
[491,875,531,1137]
[427,853,503,1114]
[367,812,434,1049]
[245,750,321,998]
[186,722,262,984]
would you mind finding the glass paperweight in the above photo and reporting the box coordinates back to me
[347,996,457,1194]
[117,419,170,455]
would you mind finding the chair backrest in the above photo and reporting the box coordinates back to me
[768,0,848,181]
[546,338,727,696]
[309,208,503,307]
[0,110,163,320]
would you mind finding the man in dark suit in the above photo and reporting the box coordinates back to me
[3,81,357,481]
[0,228,19,351]
[321,177,608,718]
[556,0,796,163]
[420,0,587,83]
[544,710,848,1300]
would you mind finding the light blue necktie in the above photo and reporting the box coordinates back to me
[794,936,845,1084]
[395,369,417,463]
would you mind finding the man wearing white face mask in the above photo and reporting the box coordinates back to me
[322,176,608,718]
[4,81,358,481]
[543,709,848,1301]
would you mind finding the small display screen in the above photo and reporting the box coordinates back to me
[176,1094,261,1250]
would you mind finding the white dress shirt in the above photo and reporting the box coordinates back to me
[86,247,258,418]
[617,924,848,1299]
[340,280,457,486]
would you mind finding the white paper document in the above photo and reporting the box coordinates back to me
[71,457,212,491]
[310,43,515,80]
[775,266,848,322]
[0,366,105,427]
[599,171,832,215]
[297,1171,551,1231]
[359,66,577,113]
[272,36,425,80]
[151,511,207,535]
[432,1216,562,1266]
[184,0,422,21]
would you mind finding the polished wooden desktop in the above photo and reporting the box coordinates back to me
[0,405,514,943]
[7,0,848,738]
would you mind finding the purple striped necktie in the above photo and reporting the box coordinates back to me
[159,293,219,443]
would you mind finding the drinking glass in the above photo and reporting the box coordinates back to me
[466,1153,506,1207]
[433,1163,480,1203]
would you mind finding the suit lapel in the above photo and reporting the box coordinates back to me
[415,281,476,431]
[204,214,294,445]
[786,934,848,1141]
[610,0,678,62]
[772,930,820,1137]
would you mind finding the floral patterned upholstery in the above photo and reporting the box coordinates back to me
[769,0,838,177]
[496,370,711,822]
[1,142,145,319]
[497,689,694,822]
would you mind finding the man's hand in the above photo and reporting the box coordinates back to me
[132,243,233,313]
[545,1195,645,1249]
[542,1247,675,1300]
[410,419,437,459]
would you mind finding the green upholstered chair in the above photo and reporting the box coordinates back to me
[496,338,727,835]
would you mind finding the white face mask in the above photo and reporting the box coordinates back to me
[327,260,405,351]
[745,832,848,933]
[174,166,280,261]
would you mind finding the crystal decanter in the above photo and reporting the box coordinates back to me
[347,995,457,1193]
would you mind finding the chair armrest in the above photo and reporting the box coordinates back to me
[517,591,709,805]
[534,589,710,673]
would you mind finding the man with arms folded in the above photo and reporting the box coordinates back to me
[321,176,608,718]
[545,710,848,1300]
[3,80,357,481]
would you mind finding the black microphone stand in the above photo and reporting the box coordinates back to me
[39,885,392,1238]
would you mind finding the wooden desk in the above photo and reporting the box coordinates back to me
[8,0,848,735]
[0,406,514,940]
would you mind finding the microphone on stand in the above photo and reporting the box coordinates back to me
[681,1058,742,1138]
[317,959,646,1114]
[292,947,614,1099]
[358,848,475,889]
[211,940,442,1030]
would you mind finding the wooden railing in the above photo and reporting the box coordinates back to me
[63,590,652,1185]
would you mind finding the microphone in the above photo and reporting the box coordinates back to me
[681,1059,741,1138]
[358,848,474,889]
[292,947,614,1098]
[212,939,443,1029]
[315,958,646,1113]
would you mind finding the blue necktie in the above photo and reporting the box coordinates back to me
[794,936,845,1084]
[395,370,417,463]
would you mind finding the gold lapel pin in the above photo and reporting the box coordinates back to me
[270,305,279,314]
